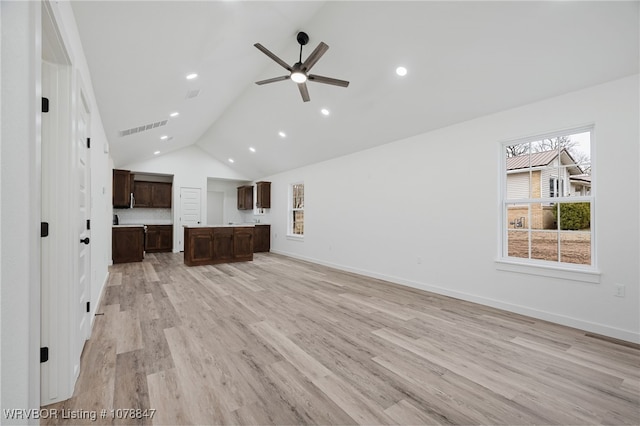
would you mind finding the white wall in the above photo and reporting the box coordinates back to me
[1,0,113,415]
[122,145,250,250]
[0,2,41,419]
[207,178,252,225]
[264,75,640,343]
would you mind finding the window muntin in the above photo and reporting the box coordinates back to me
[289,183,304,237]
[502,128,593,268]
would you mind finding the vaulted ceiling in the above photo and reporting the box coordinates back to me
[71,1,639,180]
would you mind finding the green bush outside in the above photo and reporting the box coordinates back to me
[553,202,590,230]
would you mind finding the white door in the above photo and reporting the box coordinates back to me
[76,90,91,359]
[178,187,201,251]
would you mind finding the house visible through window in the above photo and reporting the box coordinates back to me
[290,183,304,236]
[502,127,593,267]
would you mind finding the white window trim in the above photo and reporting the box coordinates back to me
[497,124,598,283]
[288,182,304,239]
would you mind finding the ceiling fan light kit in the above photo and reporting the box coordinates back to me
[254,31,349,102]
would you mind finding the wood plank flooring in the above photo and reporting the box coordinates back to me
[43,252,640,425]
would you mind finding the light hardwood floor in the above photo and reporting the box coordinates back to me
[43,252,640,425]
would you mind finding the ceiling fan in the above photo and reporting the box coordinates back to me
[254,31,349,102]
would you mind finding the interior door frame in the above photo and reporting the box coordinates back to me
[40,0,87,405]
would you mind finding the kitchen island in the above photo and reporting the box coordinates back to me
[184,224,254,266]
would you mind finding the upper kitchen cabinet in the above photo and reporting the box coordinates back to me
[256,181,271,209]
[113,169,132,208]
[153,182,172,208]
[237,185,253,210]
[133,181,152,207]
[133,181,172,208]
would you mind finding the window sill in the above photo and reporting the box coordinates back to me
[495,259,600,284]
[286,234,304,242]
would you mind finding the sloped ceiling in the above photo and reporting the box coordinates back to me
[71,1,639,180]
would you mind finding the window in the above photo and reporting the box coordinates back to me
[502,127,593,269]
[289,183,304,237]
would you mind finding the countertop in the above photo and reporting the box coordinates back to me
[183,223,270,228]
[113,224,145,228]
[113,221,173,228]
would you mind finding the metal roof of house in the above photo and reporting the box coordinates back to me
[507,149,582,175]
[570,174,592,183]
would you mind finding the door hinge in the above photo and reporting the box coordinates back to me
[86,219,91,230]
[42,97,49,113]
[87,138,91,149]
[40,347,49,363]
[41,222,49,237]
[86,301,90,313]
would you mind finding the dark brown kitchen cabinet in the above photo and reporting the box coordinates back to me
[145,225,173,252]
[233,227,254,261]
[237,185,253,210]
[133,181,172,208]
[112,226,144,263]
[184,226,254,266]
[256,181,271,209]
[253,224,270,253]
[185,228,215,266]
[153,182,172,208]
[133,181,152,207]
[113,169,132,208]
[213,227,234,262]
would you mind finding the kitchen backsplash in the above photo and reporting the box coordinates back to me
[116,208,172,225]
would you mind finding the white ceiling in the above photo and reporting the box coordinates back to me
[71,1,639,180]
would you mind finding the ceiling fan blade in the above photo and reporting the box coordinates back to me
[308,74,350,88]
[254,43,292,71]
[255,75,290,85]
[302,42,329,72]
[298,82,310,102]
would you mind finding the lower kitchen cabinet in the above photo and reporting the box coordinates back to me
[184,226,254,266]
[234,227,254,261]
[112,226,144,264]
[253,224,271,253]
[145,225,173,252]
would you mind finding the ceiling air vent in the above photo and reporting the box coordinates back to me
[118,119,168,137]
[186,89,201,99]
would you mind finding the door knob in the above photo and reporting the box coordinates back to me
[80,237,90,245]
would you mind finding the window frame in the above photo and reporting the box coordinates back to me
[288,182,304,240]
[497,125,600,283]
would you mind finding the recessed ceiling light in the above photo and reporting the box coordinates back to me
[186,73,198,80]
[160,135,168,140]
[249,147,256,153]
[396,66,408,77]
[321,108,330,116]
[169,112,179,117]
[278,131,286,138]
[154,151,160,155]
[228,158,235,163]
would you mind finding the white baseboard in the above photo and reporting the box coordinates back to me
[271,249,640,344]
[90,271,110,331]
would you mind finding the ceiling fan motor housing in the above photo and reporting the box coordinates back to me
[297,32,309,46]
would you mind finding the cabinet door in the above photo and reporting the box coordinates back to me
[112,169,131,208]
[234,227,254,261]
[133,181,152,207]
[213,228,234,261]
[112,227,144,263]
[237,186,254,210]
[145,227,160,251]
[256,181,271,208]
[254,225,270,253]
[153,182,172,208]
[186,228,214,265]
[158,226,173,251]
